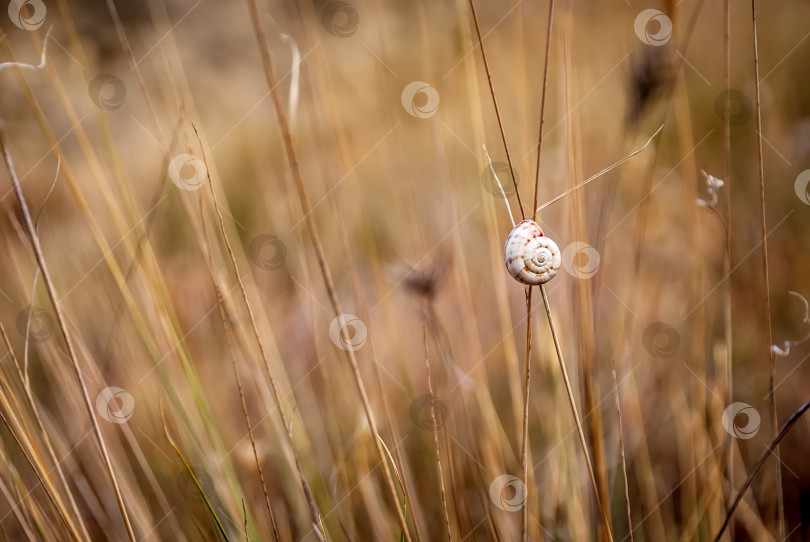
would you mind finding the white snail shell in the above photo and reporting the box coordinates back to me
[504,220,561,285]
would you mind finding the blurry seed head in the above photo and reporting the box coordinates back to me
[393,250,451,301]
[626,47,675,128]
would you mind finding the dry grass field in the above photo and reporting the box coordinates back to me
[0,0,809,540]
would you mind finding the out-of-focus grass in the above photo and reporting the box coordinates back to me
[0,0,808,540]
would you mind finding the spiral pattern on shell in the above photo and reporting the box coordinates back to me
[504,220,561,285]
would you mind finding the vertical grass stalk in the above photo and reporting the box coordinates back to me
[0,125,137,542]
[244,1,412,539]
[750,2,784,537]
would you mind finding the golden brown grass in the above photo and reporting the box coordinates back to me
[0,1,808,540]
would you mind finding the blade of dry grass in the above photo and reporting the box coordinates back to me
[519,287,532,542]
[714,400,810,541]
[540,285,614,542]
[423,325,452,541]
[161,404,230,541]
[197,188,280,541]
[468,0,524,219]
[750,2,784,537]
[722,0,734,537]
[0,377,78,540]
[0,460,38,541]
[0,124,136,541]
[192,122,327,538]
[243,1,412,539]
[0,319,90,541]
[531,0,555,220]
[534,125,664,214]
[612,366,633,542]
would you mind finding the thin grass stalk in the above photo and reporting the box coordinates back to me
[424,303,484,536]
[526,6,554,536]
[197,195,280,541]
[557,11,613,538]
[23,15,226,478]
[534,126,663,215]
[0,463,38,541]
[423,325,452,541]
[672,68,705,534]
[0,320,89,541]
[0,378,78,540]
[243,2,412,539]
[455,0,525,439]
[750,2,784,537]
[612,366,633,542]
[161,405,230,541]
[376,436,409,541]
[103,0,167,146]
[0,37,221,482]
[328,201,420,540]
[531,0,556,219]
[468,0,524,218]
[722,0,734,537]
[520,287,532,542]
[539,285,614,542]
[242,498,250,542]
[0,126,137,542]
[714,400,810,541]
[466,3,538,538]
[193,124,326,537]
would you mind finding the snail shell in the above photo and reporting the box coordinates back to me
[504,220,561,285]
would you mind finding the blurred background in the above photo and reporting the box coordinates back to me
[0,0,809,540]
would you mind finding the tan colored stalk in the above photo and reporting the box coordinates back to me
[468,0,524,218]
[519,287,532,542]
[531,0,556,218]
[612,367,633,541]
[0,320,89,541]
[540,285,613,542]
[193,124,326,537]
[244,1,412,539]
[424,326,452,541]
[722,0,734,535]
[0,126,136,541]
[750,2,784,537]
[197,194,280,540]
